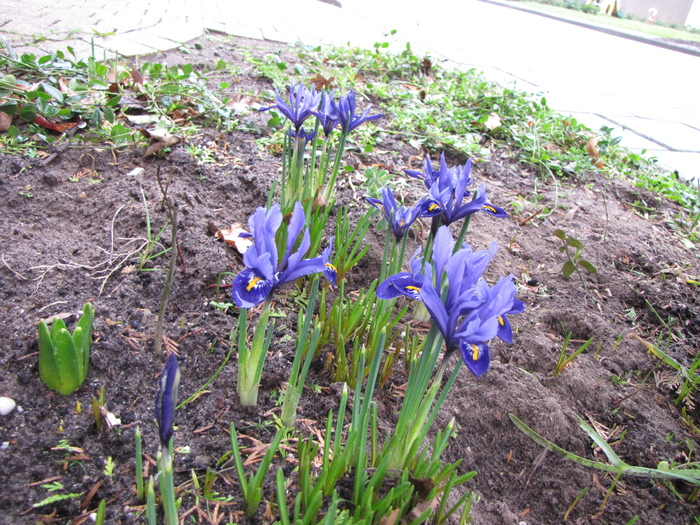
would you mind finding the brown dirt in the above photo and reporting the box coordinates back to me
[1,34,700,525]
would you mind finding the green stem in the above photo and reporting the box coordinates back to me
[159,443,178,525]
[322,132,347,203]
[238,302,273,407]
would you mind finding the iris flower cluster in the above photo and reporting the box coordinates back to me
[405,153,507,226]
[232,202,336,308]
[377,226,523,376]
[262,83,381,140]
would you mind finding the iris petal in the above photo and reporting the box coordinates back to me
[232,268,275,308]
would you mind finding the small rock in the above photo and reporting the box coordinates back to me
[0,397,17,416]
[1,442,8,450]
[194,42,203,50]
[126,167,145,177]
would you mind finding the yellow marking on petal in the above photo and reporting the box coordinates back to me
[247,276,262,291]
[481,205,498,214]
[472,344,480,361]
[406,285,421,293]
[325,263,337,272]
[497,316,505,326]
[400,220,405,226]
[428,204,440,212]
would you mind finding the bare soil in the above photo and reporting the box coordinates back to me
[1,34,699,525]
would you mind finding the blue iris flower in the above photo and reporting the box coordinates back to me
[405,153,508,225]
[287,127,317,145]
[314,91,341,137]
[377,226,523,376]
[232,202,331,308]
[155,353,180,447]
[366,187,424,240]
[336,90,382,134]
[261,83,321,132]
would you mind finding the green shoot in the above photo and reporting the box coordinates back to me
[554,333,593,377]
[39,302,94,395]
[229,423,285,517]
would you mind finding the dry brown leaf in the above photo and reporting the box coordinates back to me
[216,223,253,254]
[141,129,183,157]
[310,73,334,91]
[378,508,400,525]
[586,137,601,161]
[408,497,439,521]
[0,111,12,132]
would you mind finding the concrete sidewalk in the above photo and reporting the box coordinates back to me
[1,0,699,181]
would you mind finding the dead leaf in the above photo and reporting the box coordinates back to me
[378,508,400,525]
[33,115,80,133]
[310,73,334,91]
[0,111,12,132]
[141,129,183,157]
[483,112,502,132]
[408,474,436,499]
[131,68,145,85]
[216,223,253,254]
[408,497,439,521]
[586,137,601,162]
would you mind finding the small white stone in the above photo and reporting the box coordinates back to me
[0,397,16,416]
[1,442,9,450]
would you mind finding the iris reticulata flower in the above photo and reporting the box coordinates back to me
[377,226,523,376]
[366,187,424,240]
[232,202,335,308]
[260,83,321,132]
[336,90,382,134]
[155,353,180,447]
[405,153,507,225]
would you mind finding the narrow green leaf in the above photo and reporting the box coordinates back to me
[39,320,61,393]
[53,329,82,395]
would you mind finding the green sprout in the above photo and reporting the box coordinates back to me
[39,302,94,395]
[553,229,597,289]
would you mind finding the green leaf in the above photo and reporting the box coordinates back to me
[103,106,115,124]
[53,328,82,395]
[19,103,37,122]
[562,261,576,277]
[41,82,64,103]
[553,229,566,240]
[39,320,61,393]
[7,125,19,140]
[0,101,18,115]
[578,260,598,274]
[74,303,94,380]
[566,237,583,249]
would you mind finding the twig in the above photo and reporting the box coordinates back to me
[518,207,545,227]
[2,253,29,280]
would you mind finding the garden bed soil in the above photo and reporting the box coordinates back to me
[1,34,699,524]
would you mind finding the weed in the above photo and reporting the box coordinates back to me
[553,229,597,289]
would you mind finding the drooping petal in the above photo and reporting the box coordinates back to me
[459,341,491,377]
[377,272,423,300]
[278,255,325,285]
[232,268,275,308]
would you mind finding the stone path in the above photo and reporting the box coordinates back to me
[1,0,698,181]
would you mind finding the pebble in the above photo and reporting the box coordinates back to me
[0,397,16,416]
